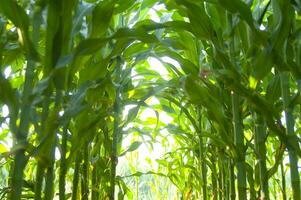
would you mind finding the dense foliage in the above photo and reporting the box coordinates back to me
[0,0,301,199]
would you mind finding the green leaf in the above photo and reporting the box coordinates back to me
[126,141,142,152]
[123,42,150,58]
[113,27,159,43]
[266,75,281,103]
[91,0,115,37]
[0,0,29,30]
[79,59,108,82]
[74,38,109,56]
[217,0,255,29]
[72,4,95,36]
[119,141,142,156]
[271,0,294,51]
[177,1,215,40]
[253,47,273,80]
[60,82,92,124]
[156,159,169,167]
[32,77,50,95]
[155,48,198,74]
[0,143,8,153]
[126,106,140,124]
[122,170,167,178]
[118,191,124,200]
[115,0,136,13]
[0,75,18,121]
[0,0,38,60]
[71,27,159,59]
[182,75,208,104]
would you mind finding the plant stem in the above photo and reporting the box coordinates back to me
[218,158,223,200]
[9,57,35,200]
[281,161,287,200]
[92,163,99,200]
[227,11,246,199]
[110,99,119,200]
[229,160,235,200]
[254,115,269,199]
[197,108,207,200]
[44,136,57,200]
[281,73,300,200]
[9,150,28,200]
[110,60,122,200]
[34,164,45,200]
[211,152,218,200]
[59,126,68,200]
[232,93,246,200]
[71,153,81,200]
[81,146,89,200]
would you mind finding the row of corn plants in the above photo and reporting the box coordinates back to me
[0,0,301,199]
[150,0,301,199]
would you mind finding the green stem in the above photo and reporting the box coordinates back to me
[281,73,300,200]
[225,164,229,200]
[34,94,51,200]
[44,136,57,200]
[201,142,207,200]
[228,11,246,200]
[197,108,207,200]
[229,160,235,200]
[218,158,223,200]
[81,146,89,200]
[136,176,139,200]
[9,57,35,200]
[34,164,45,200]
[222,157,229,200]
[246,164,255,200]
[71,153,81,200]
[9,151,28,200]
[211,152,218,200]
[281,161,287,200]
[110,100,119,200]
[254,115,269,200]
[91,163,99,200]
[232,93,246,200]
[110,60,122,200]
[59,126,68,200]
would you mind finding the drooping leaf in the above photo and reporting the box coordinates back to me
[0,0,29,30]
[217,0,255,29]
[91,0,115,37]
[252,47,273,80]
[266,74,281,103]
[119,141,142,156]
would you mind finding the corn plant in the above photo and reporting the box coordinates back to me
[0,0,301,200]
